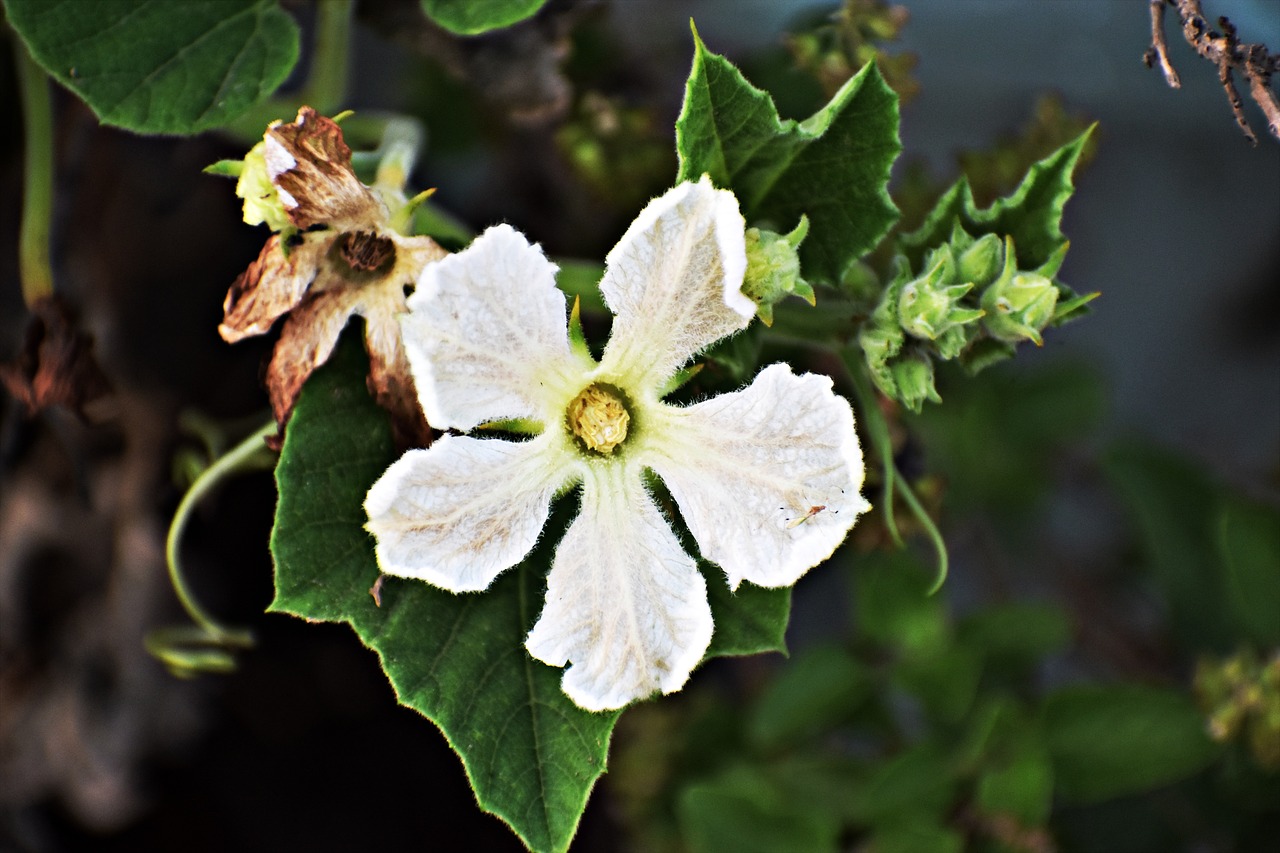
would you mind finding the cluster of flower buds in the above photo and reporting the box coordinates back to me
[859,220,1091,411]
[741,216,815,326]
[1195,649,1280,770]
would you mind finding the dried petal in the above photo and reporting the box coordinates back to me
[219,234,327,343]
[0,297,111,418]
[265,107,386,231]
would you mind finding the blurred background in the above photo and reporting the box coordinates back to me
[2,0,1277,850]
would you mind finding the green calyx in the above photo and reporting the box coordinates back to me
[979,236,1059,346]
[742,216,814,326]
[897,249,984,342]
[234,140,293,232]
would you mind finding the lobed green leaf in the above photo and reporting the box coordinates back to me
[676,25,901,284]
[899,127,1094,274]
[4,0,299,135]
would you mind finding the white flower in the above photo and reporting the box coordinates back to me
[364,177,869,711]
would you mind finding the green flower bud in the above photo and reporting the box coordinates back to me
[980,237,1059,345]
[236,141,291,232]
[889,353,941,413]
[957,232,1004,287]
[897,256,984,342]
[743,216,814,326]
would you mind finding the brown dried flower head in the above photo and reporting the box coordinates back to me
[219,107,446,448]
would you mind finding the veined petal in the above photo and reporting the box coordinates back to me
[220,234,327,343]
[365,433,573,592]
[597,176,753,392]
[403,225,585,431]
[266,107,386,231]
[525,464,713,711]
[645,363,869,591]
[266,284,360,425]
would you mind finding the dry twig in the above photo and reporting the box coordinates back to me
[1144,0,1280,144]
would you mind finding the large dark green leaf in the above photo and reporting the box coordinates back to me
[5,0,298,135]
[675,26,900,284]
[678,769,841,853]
[271,330,795,851]
[1217,496,1280,647]
[1043,684,1219,803]
[899,128,1093,273]
[270,335,612,852]
[1103,442,1232,651]
[420,0,547,35]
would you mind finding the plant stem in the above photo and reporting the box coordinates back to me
[164,420,276,643]
[302,0,353,112]
[16,44,54,306]
[841,346,950,594]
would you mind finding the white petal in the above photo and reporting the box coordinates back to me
[365,433,574,592]
[644,363,869,591]
[525,463,713,711]
[402,225,586,431]
[596,176,753,393]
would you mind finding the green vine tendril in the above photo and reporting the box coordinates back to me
[146,419,277,677]
[842,346,950,594]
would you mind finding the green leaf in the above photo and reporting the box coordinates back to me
[899,127,1094,274]
[4,0,299,135]
[852,550,947,654]
[1217,496,1280,647]
[747,645,871,750]
[678,769,840,853]
[703,567,791,658]
[270,334,615,853]
[1103,441,1232,650]
[420,0,547,35]
[976,737,1054,826]
[675,26,900,284]
[866,823,964,853]
[847,743,956,826]
[1042,684,1219,803]
[957,601,1072,670]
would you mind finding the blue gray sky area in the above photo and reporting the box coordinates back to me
[615,0,1280,480]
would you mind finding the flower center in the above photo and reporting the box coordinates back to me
[566,384,631,455]
[337,230,396,274]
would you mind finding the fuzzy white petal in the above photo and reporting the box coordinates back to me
[597,176,753,392]
[645,363,869,590]
[365,433,573,591]
[525,464,713,712]
[402,225,584,431]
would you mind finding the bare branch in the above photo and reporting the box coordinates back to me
[1144,0,1280,144]
[1144,0,1181,87]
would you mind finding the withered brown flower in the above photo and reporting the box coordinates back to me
[219,107,446,447]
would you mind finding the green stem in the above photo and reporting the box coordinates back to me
[301,0,353,112]
[843,348,901,546]
[841,346,950,594]
[223,0,355,141]
[16,43,54,306]
[164,420,276,643]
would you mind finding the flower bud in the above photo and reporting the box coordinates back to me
[980,237,1059,345]
[889,353,941,413]
[742,216,815,326]
[897,256,984,342]
[957,232,1004,287]
[235,141,292,232]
